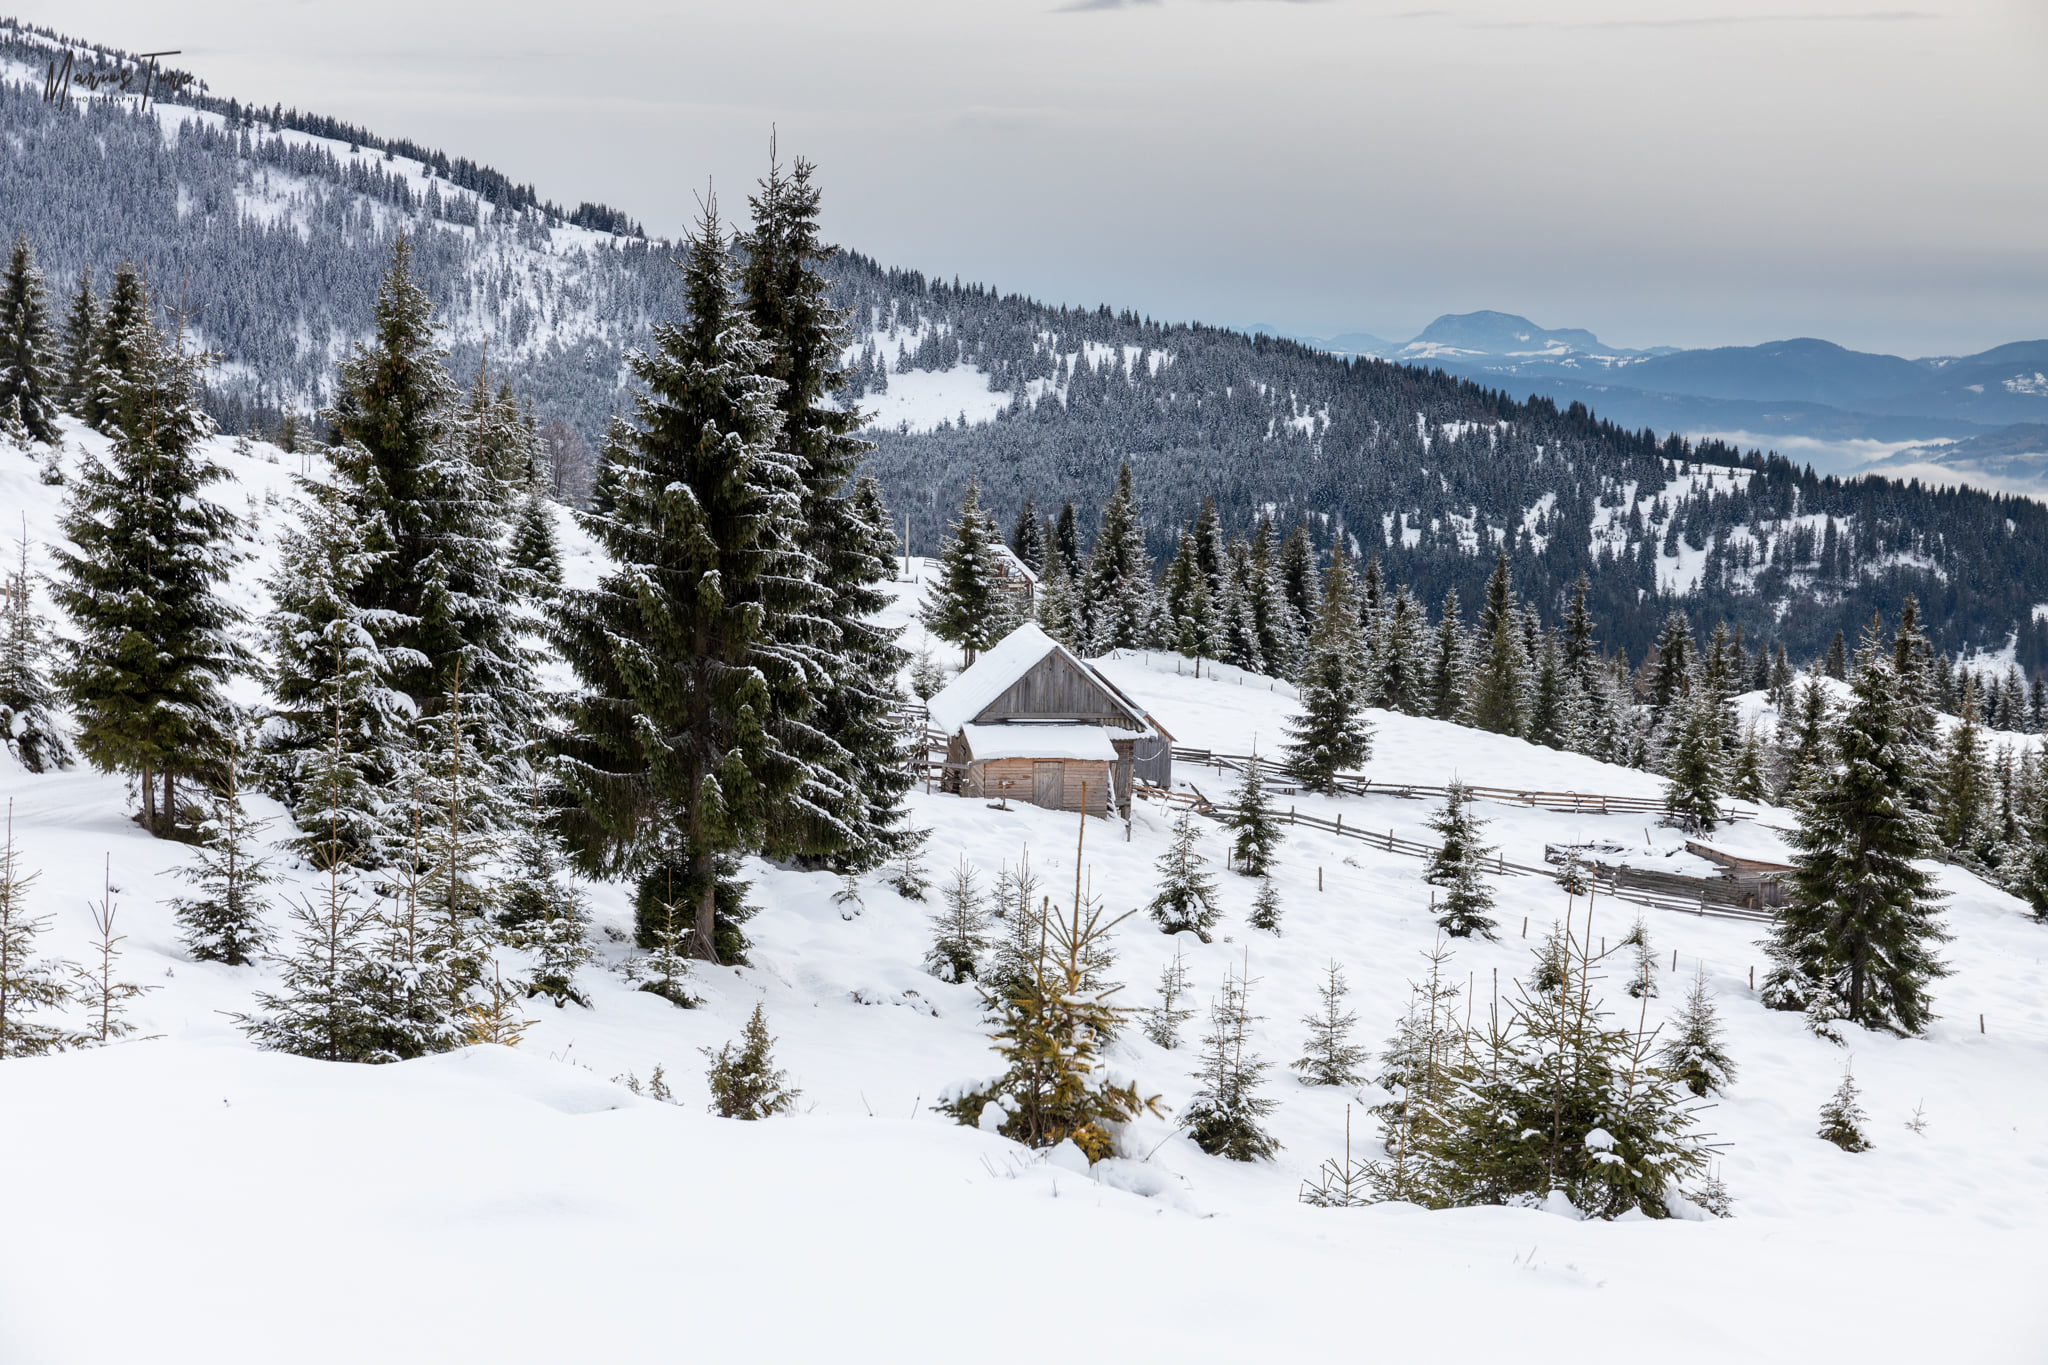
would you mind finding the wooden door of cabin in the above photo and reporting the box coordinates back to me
[1033,761,1063,809]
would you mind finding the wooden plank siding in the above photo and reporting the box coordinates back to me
[962,756,1113,817]
[975,653,1147,731]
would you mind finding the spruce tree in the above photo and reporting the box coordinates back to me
[80,262,146,432]
[1661,676,1725,834]
[1425,782,1497,939]
[552,198,804,961]
[0,530,71,773]
[1142,941,1196,1049]
[1469,551,1527,736]
[0,805,78,1057]
[2007,769,2048,919]
[1010,495,1046,572]
[921,478,1018,663]
[1224,751,1283,876]
[0,233,58,445]
[1248,877,1282,933]
[1082,461,1153,650]
[1275,522,1321,669]
[52,289,243,837]
[1427,589,1468,722]
[55,266,97,418]
[1287,546,1373,795]
[1052,500,1083,580]
[1648,609,1693,726]
[1161,527,1218,659]
[263,478,406,868]
[944,893,1159,1161]
[1764,625,1951,1036]
[500,762,595,1007]
[1147,808,1221,940]
[1817,1066,1871,1151]
[1622,914,1658,999]
[169,737,274,966]
[1184,966,1280,1161]
[1218,540,1266,674]
[704,1003,801,1119]
[1034,552,1083,648]
[742,155,907,873]
[1934,683,1990,858]
[506,488,563,601]
[74,881,153,1045]
[1293,960,1367,1087]
[1823,629,1848,681]
[1371,586,1428,715]
[925,856,991,982]
[1659,970,1736,1097]
[236,867,387,1063]
[1249,517,1297,676]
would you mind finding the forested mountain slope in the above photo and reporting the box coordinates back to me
[5,17,2048,666]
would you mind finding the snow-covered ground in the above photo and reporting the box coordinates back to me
[4,433,2046,1362]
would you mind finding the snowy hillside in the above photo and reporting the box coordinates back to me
[2,430,2045,1362]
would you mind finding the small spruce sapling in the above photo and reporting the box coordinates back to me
[626,898,699,1009]
[1424,781,1497,939]
[1622,914,1658,999]
[0,802,79,1057]
[169,738,274,966]
[1659,969,1737,1097]
[1183,965,1280,1161]
[1147,807,1221,941]
[1293,960,1368,1087]
[1248,877,1282,934]
[925,857,991,982]
[908,649,947,704]
[74,861,155,1044]
[1224,752,1283,877]
[1143,941,1196,1049]
[1818,1065,1872,1152]
[886,827,933,901]
[833,872,863,921]
[459,964,534,1047]
[704,1003,800,1119]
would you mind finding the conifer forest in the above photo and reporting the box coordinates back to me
[0,15,2041,1365]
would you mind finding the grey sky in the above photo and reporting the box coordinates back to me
[30,0,2048,355]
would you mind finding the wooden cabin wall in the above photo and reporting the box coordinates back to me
[964,757,1113,816]
[977,654,1144,730]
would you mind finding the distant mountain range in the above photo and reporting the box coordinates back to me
[1275,314,2048,476]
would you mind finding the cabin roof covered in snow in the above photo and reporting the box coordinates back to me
[926,623,1164,737]
[959,724,1120,762]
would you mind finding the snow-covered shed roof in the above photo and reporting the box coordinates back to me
[990,541,1039,586]
[960,724,1119,763]
[927,623,1158,737]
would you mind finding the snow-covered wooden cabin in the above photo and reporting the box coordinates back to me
[989,541,1039,609]
[927,623,1172,818]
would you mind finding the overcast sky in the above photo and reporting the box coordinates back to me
[31,0,2048,356]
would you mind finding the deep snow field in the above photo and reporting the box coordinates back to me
[3,423,2046,1363]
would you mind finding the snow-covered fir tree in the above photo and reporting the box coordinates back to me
[925,856,991,983]
[54,265,97,417]
[552,197,806,962]
[886,826,933,901]
[1143,940,1196,1049]
[1247,877,1282,934]
[1217,539,1266,674]
[1468,551,1527,736]
[1659,969,1737,1097]
[1370,586,1428,716]
[0,232,58,445]
[1292,959,1367,1087]
[1081,461,1152,650]
[1622,913,1658,999]
[506,487,563,602]
[499,762,595,1008]
[921,478,1016,664]
[0,530,70,773]
[0,805,78,1057]
[236,864,388,1063]
[1424,781,1497,939]
[1286,546,1373,795]
[51,284,244,838]
[1146,807,1221,941]
[1817,1065,1871,1152]
[1764,622,1951,1036]
[1009,495,1046,573]
[1224,750,1283,876]
[1161,527,1219,660]
[1183,966,1279,1161]
[169,737,274,966]
[704,1004,801,1119]
[1427,588,1469,722]
[79,261,145,432]
[1660,669,1725,833]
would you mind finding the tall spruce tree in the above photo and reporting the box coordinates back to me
[80,262,145,432]
[1082,461,1153,650]
[1661,673,1726,833]
[1469,551,1527,736]
[1161,527,1218,660]
[552,197,806,961]
[741,153,906,872]
[55,266,97,418]
[1763,624,1951,1036]
[1287,547,1373,795]
[52,289,243,837]
[922,478,1018,663]
[0,233,58,445]
[1427,589,1468,722]
[1009,495,1046,573]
